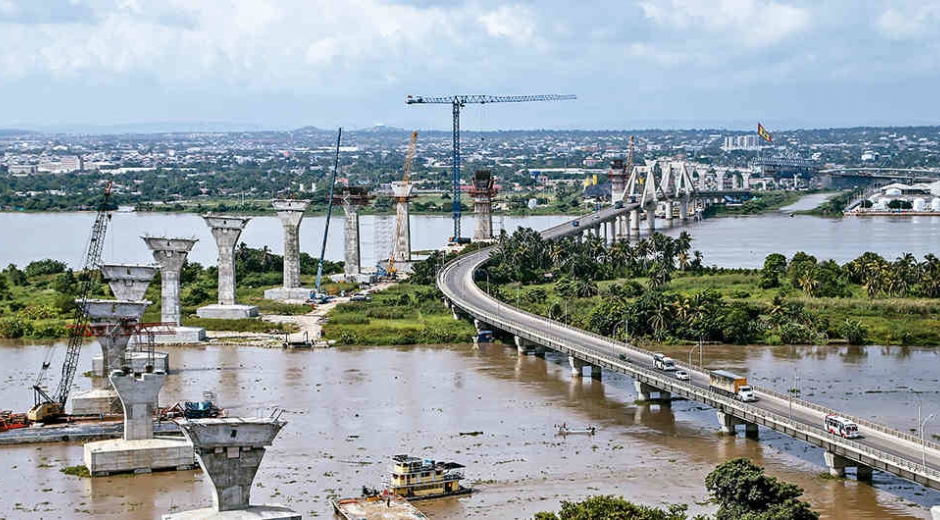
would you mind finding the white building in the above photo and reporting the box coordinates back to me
[722,135,760,151]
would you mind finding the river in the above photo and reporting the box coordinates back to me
[2,194,939,268]
[0,341,936,519]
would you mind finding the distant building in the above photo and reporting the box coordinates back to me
[38,155,83,173]
[722,135,760,151]
[8,164,38,174]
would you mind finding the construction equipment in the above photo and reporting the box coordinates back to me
[28,181,113,422]
[388,130,418,276]
[314,128,343,299]
[406,94,576,243]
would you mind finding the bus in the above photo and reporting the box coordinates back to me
[824,414,861,439]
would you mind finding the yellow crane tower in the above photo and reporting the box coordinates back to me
[388,131,418,276]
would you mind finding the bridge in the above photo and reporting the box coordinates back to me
[439,210,940,495]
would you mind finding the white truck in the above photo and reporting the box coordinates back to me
[709,370,757,402]
[652,353,677,372]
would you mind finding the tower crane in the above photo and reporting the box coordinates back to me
[406,94,576,243]
[28,181,113,422]
[388,130,418,276]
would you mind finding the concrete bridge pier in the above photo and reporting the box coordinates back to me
[514,335,535,355]
[634,381,669,403]
[856,464,873,481]
[824,451,849,478]
[569,356,586,377]
[664,201,673,225]
[931,505,939,520]
[166,417,296,520]
[590,365,602,380]
[645,206,656,232]
[716,411,743,434]
[680,200,689,221]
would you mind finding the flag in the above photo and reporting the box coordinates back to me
[757,123,772,143]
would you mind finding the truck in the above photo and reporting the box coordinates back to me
[709,370,757,402]
[652,353,677,372]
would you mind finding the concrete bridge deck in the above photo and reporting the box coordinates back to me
[439,209,940,492]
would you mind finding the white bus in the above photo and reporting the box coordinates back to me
[824,414,861,439]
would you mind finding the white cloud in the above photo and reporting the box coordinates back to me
[0,0,544,86]
[639,0,810,48]
[876,2,940,40]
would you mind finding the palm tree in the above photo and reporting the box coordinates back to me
[798,270,819,297]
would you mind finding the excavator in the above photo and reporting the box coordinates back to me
[387,130,418,278]
[27,182,113,422]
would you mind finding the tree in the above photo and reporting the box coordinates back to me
[534,495,693,520]
[705,458,818,520]
[839,319,867,345]
[758,254,787,289]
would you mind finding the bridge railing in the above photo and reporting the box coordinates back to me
[440,251,940,484]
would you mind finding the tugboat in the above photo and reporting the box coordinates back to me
[387,454,472,500]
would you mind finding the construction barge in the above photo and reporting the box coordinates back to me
[0,401,221,445]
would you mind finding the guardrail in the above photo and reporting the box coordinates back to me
[438,226,940,489]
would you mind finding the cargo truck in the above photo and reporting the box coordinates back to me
[709,370,757,402]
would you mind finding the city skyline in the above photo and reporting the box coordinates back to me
[2,0,940,132]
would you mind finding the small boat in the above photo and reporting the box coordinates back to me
[555,423,596,436]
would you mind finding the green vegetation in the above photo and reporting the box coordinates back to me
[0,245,345,339]
[322,283,474,345]
[704,190,802,217]
[484,228,940,346]
[59,465,91,478]
[535,458,817,520]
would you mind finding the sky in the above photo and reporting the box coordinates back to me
[1,0,940,132]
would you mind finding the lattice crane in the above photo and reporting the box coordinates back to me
[28,181,113,422]
[406,94,576,242]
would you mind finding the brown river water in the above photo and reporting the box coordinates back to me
[0,340,938,519]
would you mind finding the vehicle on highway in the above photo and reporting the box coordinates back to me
[674,370,690,381]
[592,215,600,220]
[350,292,372,302]
[825,414,861,439]
[653,353,677,371]
[709,370,757,402]
[614,200,624,209]
[571,221,580,227]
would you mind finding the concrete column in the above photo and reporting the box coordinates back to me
[274,200,309,290]
[680,200,689,221]
[514,336,533,355]
[110,370,165,441]
[630,209,640,233]
[744,422,759,438]
[716,411,740,435]
[824,451,848,477]
[142,237,198,326]
[568,355,585,377]
[855,464,873,481]
[646,206,656,232]
[590,365,602,380]
[930,506,939,520]
[634,381,652,402]
[391,181,415,262]
[664,201,673,223]
[203,215,251,306]
[343,203,362,275]
[175,417,288,513]
[659,390,672,404]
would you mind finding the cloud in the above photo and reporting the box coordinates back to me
[639,0,810,48]
[876,2,940,40]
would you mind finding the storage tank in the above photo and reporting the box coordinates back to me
[931,198,940,211]
[913,198,926,211]
[873,200,887,210]
[886,187,902,196]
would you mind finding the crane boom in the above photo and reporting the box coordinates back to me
[314,128,343,296]
[406,93,576,242]
[29,181,113,421]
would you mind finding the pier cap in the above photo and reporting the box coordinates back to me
[203,214,252,230]
[80,299,150,321]
[271,199,311,212]
[175,417,287,450]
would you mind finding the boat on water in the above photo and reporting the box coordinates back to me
[386,454,472,501]
[555,423,596,436]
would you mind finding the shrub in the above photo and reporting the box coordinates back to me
[0,316,30,338]
[25,259,67,278]
[839,319,867,345]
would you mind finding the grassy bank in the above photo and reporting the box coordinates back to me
[321,284,475,345]
[706,190,804,217]
[499,271,940,346]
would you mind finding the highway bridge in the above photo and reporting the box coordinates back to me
[821,167,940,183]
[439,210,940,494]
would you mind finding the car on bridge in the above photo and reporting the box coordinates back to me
[674,370,690,381]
